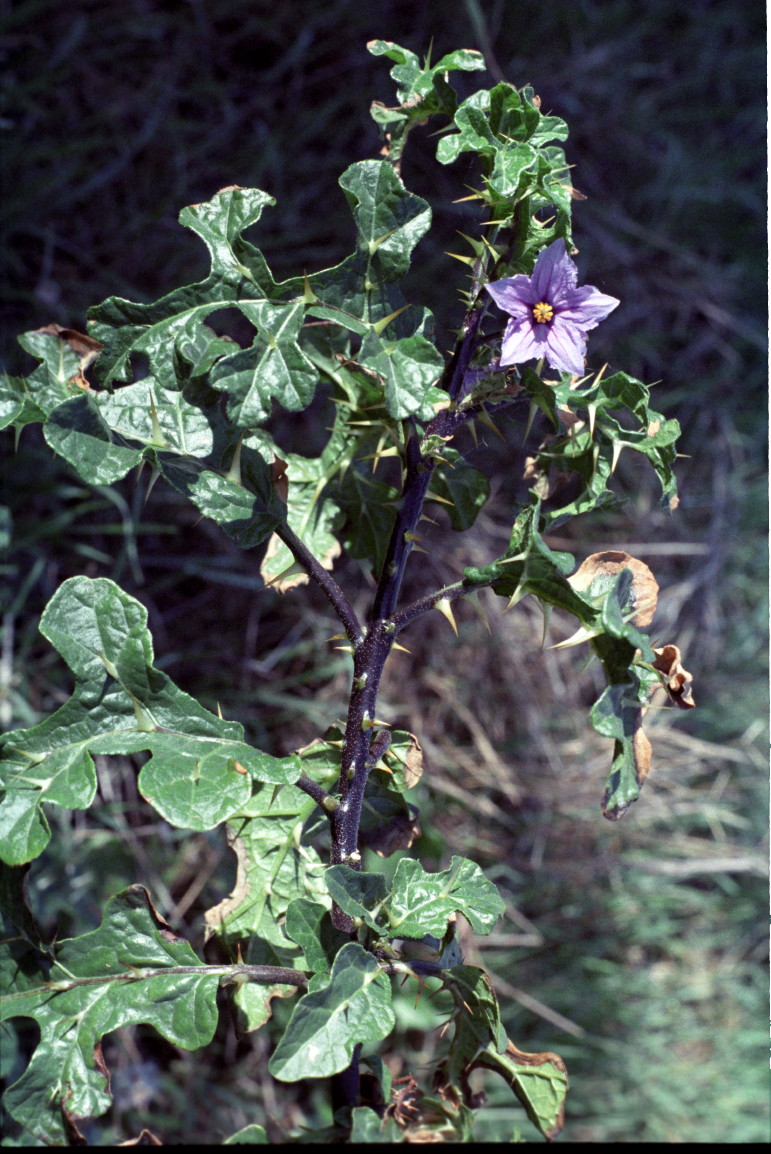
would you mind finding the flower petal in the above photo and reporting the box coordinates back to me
[499,318,543,366]
[542,318,587,376]
[485,275,534,315]
[530,239,578,303]
[560,284,620,330]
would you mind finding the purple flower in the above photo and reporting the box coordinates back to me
[485,240,619,377]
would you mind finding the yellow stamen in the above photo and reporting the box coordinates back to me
[532,301,554,323]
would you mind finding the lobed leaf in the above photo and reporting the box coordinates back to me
[87,187,292,390]
[324,866,389,932]
[209,301,319,427]
[367,40,485,166]
[0,578,299,864]
[203,783,329,970]
[387,856,505,939]
[430,448,490,531]
[0,886,220,1144]
[259,449,343,589]
[359,329,446,421]
[284,898,350,973]
[476,1040,569,1140]
[156,441,285,549]
[43,393,145,484]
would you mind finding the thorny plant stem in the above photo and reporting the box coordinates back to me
[326,307,495,926]
[295,773,339,812]
[274,520,363,646]
[273,258,520,1111]
[278,309,522,935]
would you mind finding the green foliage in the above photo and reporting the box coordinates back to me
[0,33,697,1147]
[1,886,220,1145]
[0,577,300,866]
[269,942,395,1082]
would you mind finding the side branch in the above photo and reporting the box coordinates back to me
[295,773,339,813]
[274,520,363,646]
[390,578,469,634]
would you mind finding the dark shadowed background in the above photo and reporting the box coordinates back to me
[1,0,767,1143]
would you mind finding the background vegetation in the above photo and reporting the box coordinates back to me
[1,0,766,1143]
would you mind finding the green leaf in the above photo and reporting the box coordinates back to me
[325,866,389,932]
[387,856,504,939]
[258,450,342,588]
[178,186,278,286]
[465,497,586,618]
[0,886,220,1144]
[43,393,145,483]
[443,964,505,1058]
[157,441,285,550]
[97,377,217,457]
[528,370,681,514]
[310,161,431,328]
[590,672,650,820]
[368,41,485,105]
[431,448,490,531]
[14,329,81,417]
[436,86,555,201]
[349,1106,403,1144]
[87,187,291,390]
[209,301,319,427]
[331,424,400,573]
[231,978,300,1035]
[0,375,44,430]
[268,942,395,1082]
[205,782,329,968]
[358,772,421,858]
[367,41,485,165]
[476,1040,568,1141]
[0,578,299,864]
[488,140,539,199]
[224,1124,269,1144]
[359,329,446,421]
[284,898,350,973]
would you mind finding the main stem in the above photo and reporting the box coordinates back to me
[327,304,489,931]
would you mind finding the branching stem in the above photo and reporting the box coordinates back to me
[274,520,363,647]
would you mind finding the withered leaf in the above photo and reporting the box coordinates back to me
[36,323,103,361]
[116,1130,163,1146]
[569,550,659,627]
[632,715,652,787]
[203,830,250,942]
[652,644,695,709]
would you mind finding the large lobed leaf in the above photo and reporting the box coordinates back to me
[0,578,300,865]
[0,886,220,1144]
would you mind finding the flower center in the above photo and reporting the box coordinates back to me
[532,301,554,324]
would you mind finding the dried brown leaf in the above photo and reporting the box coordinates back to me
[568,550,659,626]
[632,716,653,786]
[36,323,103,361]
[652,644,696,709]
[36,323,103,390]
